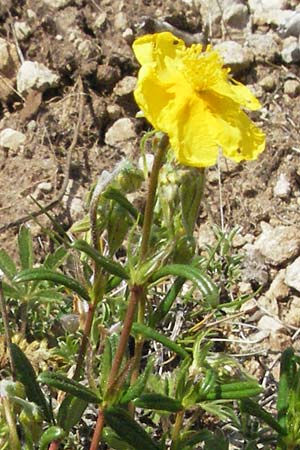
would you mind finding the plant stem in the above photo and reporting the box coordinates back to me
[89,284,143,450]
[139,133,169,262]
[170,410,184,450]
[2,397,21,450]
[89,408,105,450]
[0,281,16,379]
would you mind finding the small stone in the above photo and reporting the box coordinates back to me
[113,76,136,97]
[94,12,107,30]
[285,256,300,292]
[114,11,127,30]
[255,222,300,266]
[267,269,290,301]
[38,182,53,193]
[105,118,136,147]
[96,64,121,89]
[106,104,122,120]
[273,173,291,198]
[215,41,253,72]
[41,0,71,8]
[282,12,300,38]
[241,244,269,285]
[259,74,277,92]
[223,3,249,29]
[0,128,26,150]
[14,21,32,41]
[284,296,300,327]
[246,33,280,63]
[284,79,300,97]
[258,315,285,333]
[122,27,134,44]
[281,37,300,64]
[17,61,59,95]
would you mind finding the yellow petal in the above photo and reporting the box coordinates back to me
[132,32,185,66]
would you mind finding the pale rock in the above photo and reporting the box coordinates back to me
[114,11,127,30]
[285,256,300,292]
[223,3,249,29]
[105,118,136,147]
[38,182,53,193]
[282,12,300,38]
[273,173,291,198]
[269,329,291,352]
[197,223,217,250]
[113,76,136,97]
[284,296,300,327]
[75,39,100,59]
[17,61,59,95]
[122,28,134,44]
[241,244,269,285]
[255,222,300,266]
[41,0,71,8]
[94,12,107,30]
[257,315,285,333]
[0,38,18,73]
[284,79,300,96]
[249,0,288,9]
[215,41,253,72]
[0,128,26,151]
[246,33,280,63]
[281,37,300,64]
[249,0,292,26]
[259,74,277,92]
[106,104,122,120]
[14,21,32,40]
[267,269,290,301]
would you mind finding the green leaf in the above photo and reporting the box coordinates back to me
[58,397,88,432]
[203,381,263,401]
[71,240,130,280]
[277,347,296,430]
[103,186,143,225]
[134,393,183,412]
[177,430,215,449]
[0,249,17,280]
[120,357,154,404]
[240,398,284,435]
[2,281,22,300]
[103,428,135,450]
[38,372,101,404]
[43,246,68,269]
[150,264,219,307]
[39,426,65,450]
[132,323,189,359]
[104,406,161,450]
[30,288,64,304]
[13,268,90,301]
[18,225,33,270]
[150,277,185,327]
[11,344,53,423]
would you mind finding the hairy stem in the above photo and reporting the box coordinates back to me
[139,133,169,262]
[0,281,16,379]
[171,410,184,450]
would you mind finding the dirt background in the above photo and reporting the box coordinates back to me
[1,0,300,249]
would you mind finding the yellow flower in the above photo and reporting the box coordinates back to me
[133,32,265,168]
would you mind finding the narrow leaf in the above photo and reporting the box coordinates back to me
[104,406,161,450]
[134,393,183,412]
[277,347,295,430]
[43,246,68,269]
[71,240,129,279]
[150,277,185,326]
[59,397,88,432]
[0,249,17,280]
[150,264,219,307]
[38,372,101,404]
[132,323,189,359]
[13,268,90,301]
[240,398,284,434]
[11,344,53,423]
[18,225,33,270]
[103,186,143,225]
[203,381,263,401]
[120,357,154,404]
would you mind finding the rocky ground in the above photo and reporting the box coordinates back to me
[1,0,300,429]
